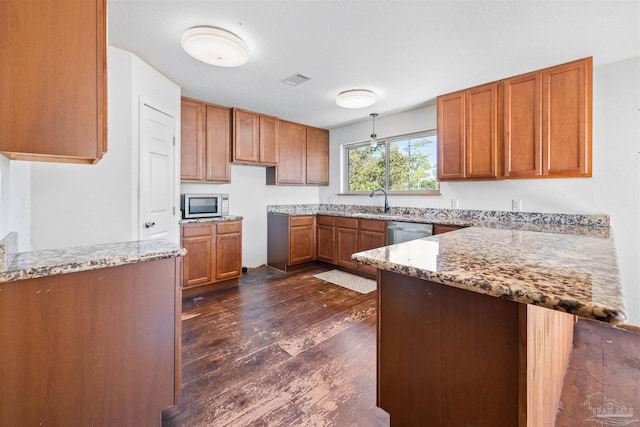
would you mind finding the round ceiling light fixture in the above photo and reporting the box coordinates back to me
[181,27,250,67]
[335,89,378,109]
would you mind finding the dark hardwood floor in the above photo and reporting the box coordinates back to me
[163,265,640,427]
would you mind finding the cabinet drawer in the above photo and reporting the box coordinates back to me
[360,219,386,232]
[181,223,212,238]
[217,221,242,234]
[317,215,335,226]
[335,217,358,229]
[290,216,315,227]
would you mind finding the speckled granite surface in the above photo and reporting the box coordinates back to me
[0,232,18,271]
[179,215,243,224]
[267,204,610,237]
[0,239,186,284]
[352,227,626,324]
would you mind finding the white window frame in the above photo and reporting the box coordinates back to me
[341,130,440,195]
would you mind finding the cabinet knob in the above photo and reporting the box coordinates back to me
[144,221,156,228]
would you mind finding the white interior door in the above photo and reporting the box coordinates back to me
[140,103,175,241]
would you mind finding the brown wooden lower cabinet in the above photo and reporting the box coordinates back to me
[357,219,387,275]
[267,214,316,271]
[316,215,336,263]
[378,270,574,427]
[433,223,467,235]
[0,258,182,426]
[181,220,243,290]
[335,217,359,270]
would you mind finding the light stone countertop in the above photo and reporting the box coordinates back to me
[352,227,626,324]
[0,239,186,283]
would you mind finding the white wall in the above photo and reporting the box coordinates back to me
[181,165,319,268]
[30,47,181,250]
[0,157,31,251]
[324,57,640,326]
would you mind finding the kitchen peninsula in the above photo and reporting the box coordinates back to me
[352,226,626,427]
[0,235,186,426]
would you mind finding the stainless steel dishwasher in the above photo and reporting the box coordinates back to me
[387,221,434,244]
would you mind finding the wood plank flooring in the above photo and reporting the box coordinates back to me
[162,265,388,427]
[163,265,640,427]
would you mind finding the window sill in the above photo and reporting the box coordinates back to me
[338,192,441,197]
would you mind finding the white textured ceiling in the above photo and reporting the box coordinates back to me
[108,0,640,129]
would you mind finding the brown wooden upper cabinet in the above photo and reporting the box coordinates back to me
[268,120,308,185]
[0,0,107,164]
[267,121,330,186]
[181,97,231,182]
[306,127,330,185]
[439,57,592,181]
[232,108,279,166]
[438,82,500,180]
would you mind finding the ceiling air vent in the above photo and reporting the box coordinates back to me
[282,73,311,86]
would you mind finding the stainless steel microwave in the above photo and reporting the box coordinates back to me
[181,194,229,219]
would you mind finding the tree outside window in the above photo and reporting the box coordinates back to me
[344,131,439,194]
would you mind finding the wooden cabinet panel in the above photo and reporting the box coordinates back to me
[180,98,205,180]
[336,227,359,270]
[335,217,359,229]
[317,224,336,263]
[232,109,260,163]
[433,224,467,235]
[542,58,592,177]
[438,91,466,180]
[440,57,591,181]
[181,232,214,288]
[503,71,542,177]
[438,83,500,181]
[205,105,231,182]
[0,0,107,164]
[358,224,386,275]
[0,259,179,426]
[306,127,329,185]
[276,120,307,184]
[259,115,279,165]
[181,97,231,183]
[289,216,316,265]
[216,232,242,280]
[466,83,500,178]
[181,221,242,289]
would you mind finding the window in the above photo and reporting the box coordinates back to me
[343,131,439,194]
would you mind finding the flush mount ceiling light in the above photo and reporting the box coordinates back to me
[181,27,250,67]
[336,89,378,109]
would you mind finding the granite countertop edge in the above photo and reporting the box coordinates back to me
[179,215,244,224]
[0,239,187,284]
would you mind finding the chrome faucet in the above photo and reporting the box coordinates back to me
[370,188,390,214]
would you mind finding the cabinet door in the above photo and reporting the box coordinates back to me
[437,91,466,180]
[336,227,359,270]
[288,216,316,265]
[259,115,279,165]
[233,109,259,163]
[0,0,106,164]
[205,104,231,182]
[358,228,386,275]
[216,233,242,280]
[306,127,329,185]
[503,72,542,177]
[466,83,500,179]
[277,120,307,184]
[317,224,336,263]
[181,224,214,288]
[180,98,205,181]
[542,58,591,177]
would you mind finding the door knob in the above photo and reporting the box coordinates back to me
[144,221,156,228]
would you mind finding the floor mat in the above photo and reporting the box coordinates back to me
[313,269,377,294]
